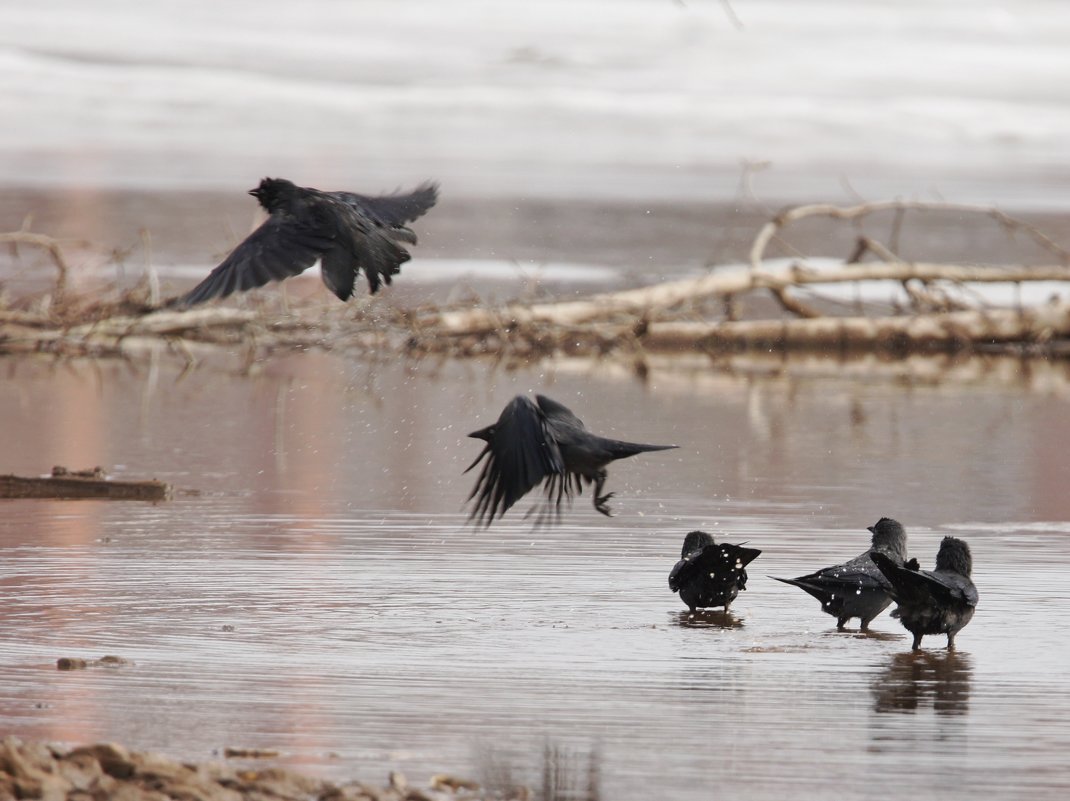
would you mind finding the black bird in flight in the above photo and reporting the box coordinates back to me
[770,517,910,631]
[669,530,762,612]
[173,177,438,307]
[465,394,677,526]
[871,536,978,651]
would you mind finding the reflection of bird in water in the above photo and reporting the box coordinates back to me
[465,394,677,526]
[173,177,438,307]
[872,536,978,650]
[872,650,972,715]
[770,517,909,631]
[671,609,745,629]
[669,530,762,612]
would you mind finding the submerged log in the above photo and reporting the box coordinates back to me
[0,467,172,501]
[641,304,1070,352]
[431,261,1070,336]
[57,655,132,670]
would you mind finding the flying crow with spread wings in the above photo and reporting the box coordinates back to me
[871,536,978,651]
[172,177,438,307]
[669,530,762,612]
[770,517,910,631]
[465,394,677,526]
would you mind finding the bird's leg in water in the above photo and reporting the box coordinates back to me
[593,471,614,516]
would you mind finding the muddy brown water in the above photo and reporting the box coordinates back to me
[2,351,1070,799]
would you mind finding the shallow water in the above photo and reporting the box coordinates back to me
[2,351,1070,798]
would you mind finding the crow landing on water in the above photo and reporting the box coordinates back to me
[465,394,677,526]
[770,517,910,631]
[172,177,438,307]
[668,531,762,612]
[871,536,978,651]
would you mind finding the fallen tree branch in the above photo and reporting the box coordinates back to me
[0,231,73,295]
[640,304,1070,352]
[66,307,258,338]
[4,200,1070,362]
[749,200,1070,268]
[431,261,1070,335]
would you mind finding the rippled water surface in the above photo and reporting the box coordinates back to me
[2,352,1070,799]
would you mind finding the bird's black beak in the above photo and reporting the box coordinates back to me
[248,189,259,197]
[867,526,876,534]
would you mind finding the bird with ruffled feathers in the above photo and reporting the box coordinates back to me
[771,517,910,631]
[172,177,437,307]
[669,530,762,612]
[871,536,978,651]
[465,394,677,526]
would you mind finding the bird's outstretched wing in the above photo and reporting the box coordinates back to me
[335,183,439,243]
[670,543,760,591]
[535,394,587,430]
[174,215,334,308]
[465,396,565,526]
[802,557,885,589]
[871,553,977,607]
[771,561,885,608]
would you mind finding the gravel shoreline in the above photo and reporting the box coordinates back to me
[0,737,499,801]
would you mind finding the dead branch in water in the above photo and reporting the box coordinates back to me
[413,200,1070,357]
[3,199,1070,362]
[428,261,1070,335]
[1,466,171,501]
[640,304,1070,352]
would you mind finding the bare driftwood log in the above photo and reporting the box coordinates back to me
[1,308,260,357]
[419,200,1070,357]
[640,304,1070,352]
[65,308,258,338]
[0,466,171,501]
[432,261,1070,335]
[4,200,1070,360]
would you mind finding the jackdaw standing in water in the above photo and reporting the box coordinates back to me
[172,177,438,307]
[770,517,909,631]
[669,530,762,612]
[465,394,677,526]
[871,536,978,651]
